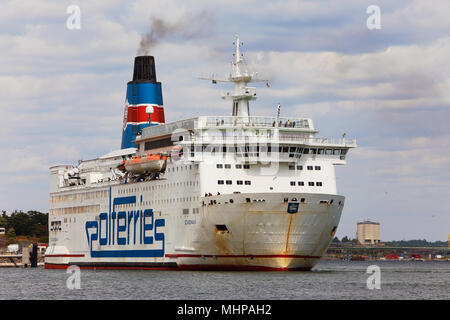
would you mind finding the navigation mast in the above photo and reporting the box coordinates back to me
[200,35,268,120]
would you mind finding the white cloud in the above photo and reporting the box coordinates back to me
[0,0,449,241]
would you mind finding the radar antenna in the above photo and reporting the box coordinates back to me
[199,35,269,119]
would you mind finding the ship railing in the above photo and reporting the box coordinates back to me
[199,116,312,130]
[186,135,357,147]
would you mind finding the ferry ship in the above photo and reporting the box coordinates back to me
[45,36,356,270]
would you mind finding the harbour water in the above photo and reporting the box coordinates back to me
[0,260,448,300]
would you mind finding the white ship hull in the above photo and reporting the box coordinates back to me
[45,189,343,271]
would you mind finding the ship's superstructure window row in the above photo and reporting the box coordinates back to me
[118,180,199,194]
[50,190,108,203]
[184,145,349,158]
[291,181,323,187]
[218,180,252,185]
[289,165,321,171]
[50,205,100,216]
[216,163,250,169]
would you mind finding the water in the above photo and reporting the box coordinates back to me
[0,260,448,300]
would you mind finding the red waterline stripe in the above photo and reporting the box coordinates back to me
[44,263,176,271]
[178,264,312,271]
[44,263,311,272]
[165,254,320,259]
[45,254,85,258]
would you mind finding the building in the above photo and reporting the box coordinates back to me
[357,221,380,245]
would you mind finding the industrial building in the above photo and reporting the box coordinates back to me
[357,221,380,245]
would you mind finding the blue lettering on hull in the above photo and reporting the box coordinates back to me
[85,188,165,258]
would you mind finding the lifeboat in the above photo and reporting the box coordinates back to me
[123,153,167,174]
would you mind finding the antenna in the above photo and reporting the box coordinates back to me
[198,35,269,119]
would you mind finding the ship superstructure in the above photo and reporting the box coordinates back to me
[45,36,356,270]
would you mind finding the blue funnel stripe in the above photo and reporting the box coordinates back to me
[121,82,163,149]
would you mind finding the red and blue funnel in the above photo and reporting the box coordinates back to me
[121,56,165,149]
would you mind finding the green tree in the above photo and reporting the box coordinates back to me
[0,216,7,228]
[6,227,16,244]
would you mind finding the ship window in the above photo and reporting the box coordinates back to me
[217,164,223,168]
[183,209,189,214]
[218,180,224,185]
[237,180,243,185]
[326,149,333,155]
[310,148,317,154]
[282,146,289,153]
[308,182,315,186]
[315,166,321,170]
[225,164,231,169]
[303,148,309,154]
[289,165,295,170]
[316,182,323,186]
[290,181,296,186]
[318,149,324,154]
[226,180,232,185]
[333,149,341,155]
[245,181,251,185]
[298,181,304,186]
[243,164,250,169]
[300,198,305,203]
[341,149,347,155]
[297,165,303,170]
[235,164,242,169]
[307,166,313,170]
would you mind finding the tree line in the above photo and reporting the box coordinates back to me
[331,236,447,247]
[0,210,48,244]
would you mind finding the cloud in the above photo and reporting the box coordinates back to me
[0,0,449,242]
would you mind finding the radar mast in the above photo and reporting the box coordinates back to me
[200,35,268,120]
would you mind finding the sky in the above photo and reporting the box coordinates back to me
[0,0,449,241]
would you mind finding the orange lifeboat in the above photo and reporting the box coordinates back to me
[123,153,167,174]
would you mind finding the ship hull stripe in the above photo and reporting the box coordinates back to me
[44,263,311,271]
[165,254,321,259]
[45,262,178,270]
[45,254,85,258]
